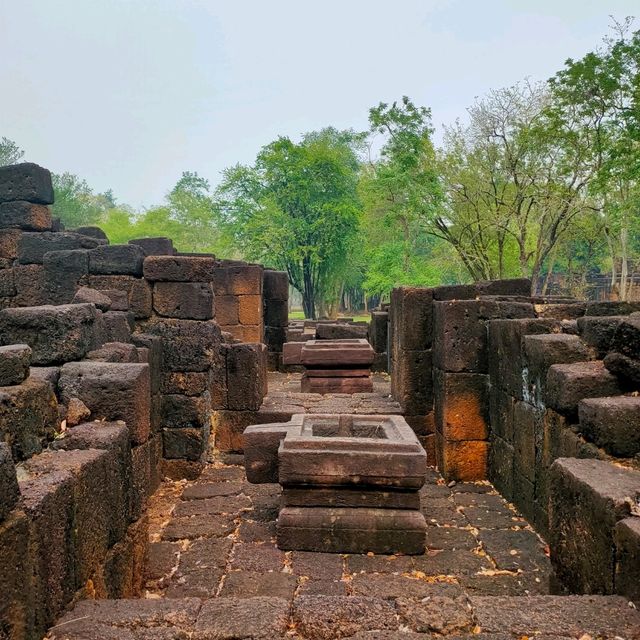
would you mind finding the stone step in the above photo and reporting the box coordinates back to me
[46,594,640,639]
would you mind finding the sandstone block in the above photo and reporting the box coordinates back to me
[89,244,144,276]
[0,200,52,230]
[0,443,19,521]
[17,231,103,264]
[161,392,211,429]
[0,162,53,204]
[59,361,151,444]
[143,255,216,281]
[128,237,174,256]
[0,343,31,386]
[226,343,267,410]
[153,281,214,320]
[237,294,262,325]
[262,269,288,300]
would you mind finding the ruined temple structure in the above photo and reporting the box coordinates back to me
[0,163,639,639]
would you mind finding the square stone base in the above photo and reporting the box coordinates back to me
[300,376,373,394]
[276,506,426,554]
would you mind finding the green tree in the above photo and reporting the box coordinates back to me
[0,137,24,166]
[51,172,116,228]
[216,128,363,318]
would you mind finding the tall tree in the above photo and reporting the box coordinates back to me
[51,172,116,228]
[216,128,363,318]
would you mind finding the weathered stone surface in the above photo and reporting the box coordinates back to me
[153,281,214,320]
[84,274,152,319]
[0,343,31,386]
[226,342,267,410]
[237,294,262,325]
[393,349,432,415]
[0,162,53,204]
[41,249,90,304]
[99,310,133,343]
[523,333,592,385]
[138,318,223,372]
[213,262,263,296]
[609,312,640,359]
[59,361,151,444]
[278,506,427,554]
[293,595,397,640]
[301,375,373,394]
[74,225,108,240]
[129,237,175,256]
[196,596,289,639]
[17,231,103,264]
[470,594,640,638]
[0,303,98,365]
[604,351,640,385]
[143,255,216,281]
[89,244,145,276]
[301,339,375,367]
[161,392,211,429]
[434,370,488,441]
[615,517,640,603]
[0,200,52,230]
[578,396,640,457]
[549,457,640,594]
[369,311,388,354]
[0,442,19,521]
[263,269,288,300]
[163,426,209,461]
[316,322,368,340]
[577,315,625,357]
[545,361,621,415]
[72,286,112,311]
[282,341,304,365]
[86,341,139,363]
[396,595,473,634]
[65,397,91,426]
[435,434,488,481]
[0,377,58,460]
[390,286,434,351]
[0,510,34,640]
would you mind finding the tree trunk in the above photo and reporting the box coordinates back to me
[619,226,629,302]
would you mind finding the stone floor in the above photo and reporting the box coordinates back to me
[46,459,640,639]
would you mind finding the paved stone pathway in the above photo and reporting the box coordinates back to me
[46,459,640,639]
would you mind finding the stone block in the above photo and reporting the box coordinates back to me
[0,228,21,259]
[59,361,151,445]
[434,370,488,441]
[301,339,374,367]
[84,274,152,319]
[17,231,103,264]
[435,434,488,482]
[300,375,373,394]
[225,324,265,343]
[0,343,31,386]
[488,436,514,502]
[278,506,427,554]
[138,318,223,372]
[369,311,388,353]
[100,310,133,343]
[130,333,162,394]
[0,510,34,639]
[215,295,239,325]
[51,421,130,542]
[161,372,209,396]
[0,303,98,365]
[0,377,58,460]
[88,244,145,276]
[74,226,108,240]
[0,442,19,521]
[283,341,304,365]
[238,294,263,325]
[610,313,640,360]
[143,255,216,281]
[0,200,52,230]
[130,437,154,520]
[0,266,15,297]
[153,281,214,320]
[129,237,174,256]
[316,323,368,340]
[72,286,112,311]
[489,388,514,442]
[615,517,640,603]
[577,396,640,457]
[549,457,640,594]
[263,299,288,327]
[226,343,267,410]
[12,263,48,305]
[42,249,90,304]
[264,325,287,352]
[390,286,434,350]
[533,301,586,319]
[488,318,559,398]
[545,361,621,416]
[524,334,592,386]
[512,400,538,482]
[22,448,114,592]
[213,263,263,295]
[161,392,211,429]
[0,162,53,204]
[263,269,288,300]
[163,426,209,461]
[577,315,625,358]
[585,300,640,316]
[604,351,640,385]
[86,341,139,363]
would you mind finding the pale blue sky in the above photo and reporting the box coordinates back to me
[1,0,636,208]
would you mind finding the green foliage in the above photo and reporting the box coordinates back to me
[51,172,116,228]
[0,137,24,166]
[216,127,363,318]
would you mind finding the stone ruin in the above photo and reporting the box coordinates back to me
[0,162,638,639]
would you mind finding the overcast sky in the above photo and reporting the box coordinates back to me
[1,0,636,208]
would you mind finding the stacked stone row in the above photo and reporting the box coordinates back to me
[368,307,389,372]
[262,269,289,369]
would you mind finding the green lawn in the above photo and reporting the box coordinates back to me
[289,310,370,323]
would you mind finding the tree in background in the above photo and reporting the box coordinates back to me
[546,19,640,299]
[216,128,363,318]
[0,137,24,166]
[51,172,118,228]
